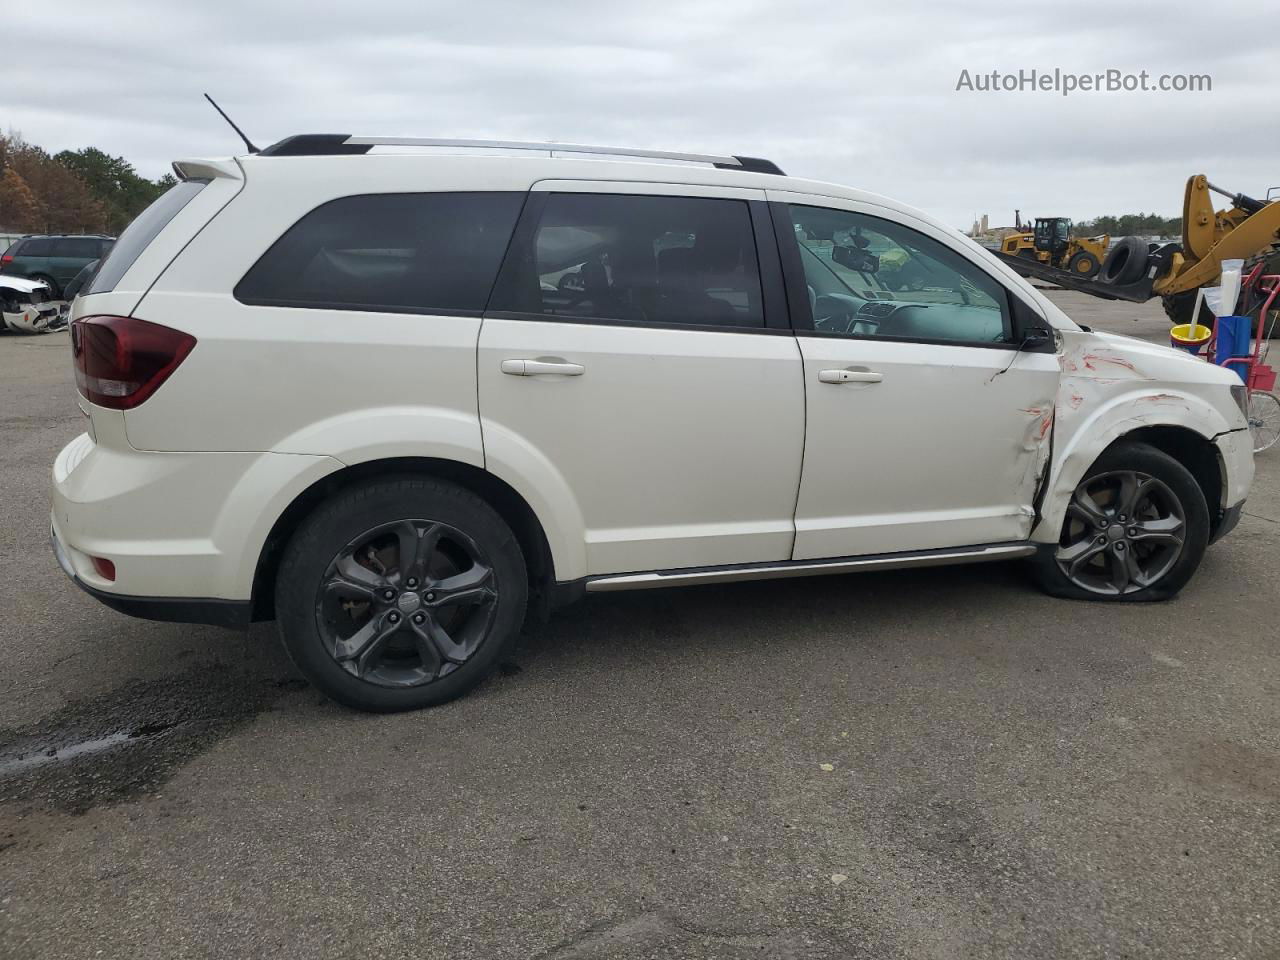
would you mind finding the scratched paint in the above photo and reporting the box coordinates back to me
[1033,327,1247,544]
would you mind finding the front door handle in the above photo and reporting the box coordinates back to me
[500,358,585,377]
[818,368,882,384]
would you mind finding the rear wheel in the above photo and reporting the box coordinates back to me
[275,477,527,712]
[1032,441,1208,601]
[1161,288,1207,328]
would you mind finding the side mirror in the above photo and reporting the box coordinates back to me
[1022,326,1053,350]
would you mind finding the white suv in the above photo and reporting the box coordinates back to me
[51,136,1254,711]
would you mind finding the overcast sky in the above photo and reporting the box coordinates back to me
[6,0,1277,229]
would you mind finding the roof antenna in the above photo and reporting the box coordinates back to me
[203,94,259,154]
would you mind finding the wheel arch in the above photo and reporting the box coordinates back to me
[249,457,557,622]
[1118,425,1224,521]
[1034,391,1233,543]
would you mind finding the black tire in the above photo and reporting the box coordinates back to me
[1098,237,1148,286]
[1241,249,1280,339]
[1066,250,1101,279]
[1031,441,1209,602]
[32,274,61,299]
[275,476,527,712]
[1160,288,1206,328]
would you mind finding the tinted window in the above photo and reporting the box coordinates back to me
[53,238,102,258]
[18,238,54,257]
[235,192,525,315]
[88,180,207,294]
[789,205,1010,345]
[491,193,764,328]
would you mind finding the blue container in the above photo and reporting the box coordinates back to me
[1213,315,1252,382]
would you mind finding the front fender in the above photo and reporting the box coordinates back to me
[1031,386,1234,543]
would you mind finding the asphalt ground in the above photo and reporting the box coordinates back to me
[0,291,1277,959]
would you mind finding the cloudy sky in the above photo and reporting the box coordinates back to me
[6,0,1277,229]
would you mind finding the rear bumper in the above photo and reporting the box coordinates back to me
[50,429,339,603]
[52,521,250,629]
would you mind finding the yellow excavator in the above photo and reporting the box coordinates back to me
[994,175,1280,330]
[999,214,1110,279]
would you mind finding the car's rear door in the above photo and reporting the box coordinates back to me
[478,181,805,579]
[770,192,1062,560]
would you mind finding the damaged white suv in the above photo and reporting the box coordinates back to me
[51,136,1254,712]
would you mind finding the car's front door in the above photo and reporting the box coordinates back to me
[478,182,805,578]
[770,194,1062,560]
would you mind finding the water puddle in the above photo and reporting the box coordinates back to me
[0,731,138,777]
[0,664,304,814]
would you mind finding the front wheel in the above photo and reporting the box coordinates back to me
[1066,250,1101,278]
[1032,441,1209,601]
[275,477,527,712]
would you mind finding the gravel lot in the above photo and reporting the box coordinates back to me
[1,292,1277,959]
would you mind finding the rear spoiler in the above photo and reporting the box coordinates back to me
[171,157,242,182]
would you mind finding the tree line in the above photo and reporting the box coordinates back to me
[1073,213,1183,238]
[0,132,175,236]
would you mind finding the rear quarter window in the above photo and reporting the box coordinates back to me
[87,180,207,295]
[233,192,526,315]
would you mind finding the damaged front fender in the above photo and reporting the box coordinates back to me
[1031,330,1244,543]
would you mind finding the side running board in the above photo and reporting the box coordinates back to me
[584,543,1037,592]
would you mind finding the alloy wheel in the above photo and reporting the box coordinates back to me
[315,519,498,687]
[1055,470,1186,596]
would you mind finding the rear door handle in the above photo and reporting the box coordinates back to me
[818,368,882,384]
[500,358,585,377]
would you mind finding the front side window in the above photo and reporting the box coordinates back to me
[788,205,1010,345]
[491,193,764,328]
[54,238,102,258]
[235,192,525,315]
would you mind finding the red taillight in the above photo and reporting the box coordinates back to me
[71,315,196,410]
[90,556,116,581]
[0,254,12,265]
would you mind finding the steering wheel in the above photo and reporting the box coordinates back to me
[814,294,880,335]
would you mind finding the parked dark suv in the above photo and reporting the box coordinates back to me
[1,235,114,298]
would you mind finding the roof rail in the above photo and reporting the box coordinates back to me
[257,134,785,175]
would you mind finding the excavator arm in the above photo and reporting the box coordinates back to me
[1153,174,1280,295]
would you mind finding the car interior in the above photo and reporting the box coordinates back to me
[790,207,1011,344]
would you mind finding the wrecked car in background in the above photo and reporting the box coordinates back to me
[0,274,64,333]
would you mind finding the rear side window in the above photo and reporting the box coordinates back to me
[88,180,207,294]
[18,238,54,257]
[234,192,525,316]
[489,193,764,328]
